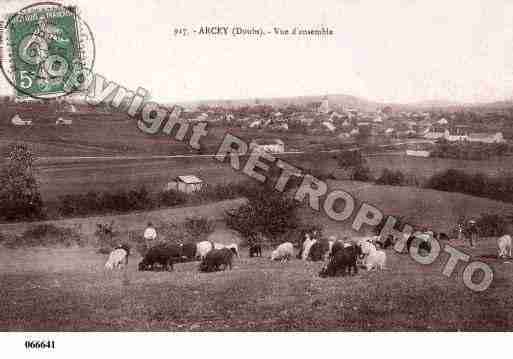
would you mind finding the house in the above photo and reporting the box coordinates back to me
[272,123,289,131]
[300,118,315,126]
[11,114,33,126]
[249,120,261,128]
[350,128,359,136]
[425,126,449,140]
[337,132,351,140]
[165,175,204,193]
[445,126,470,142]
[406,150,431,157]
[385,128,395,135]
[250,139,285,153]
[318,98,330,113]
[468,132,505,143]
[322,121,336,132]
[56,117,72,125]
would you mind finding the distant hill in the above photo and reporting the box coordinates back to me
[173,93,382,111]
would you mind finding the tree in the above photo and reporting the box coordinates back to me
[0,144,44,221]
[225,184,299,242]
[337,150,373,181]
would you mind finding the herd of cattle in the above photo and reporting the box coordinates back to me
[102,230,453,278]
[103,229,513,277]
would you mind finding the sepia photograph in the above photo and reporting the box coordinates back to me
[1,0,513,353]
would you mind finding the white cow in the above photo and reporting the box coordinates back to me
[271,242,294,262]
[301,234,317,260]
[497,234,512,258]
[105,248,128,269]
[363,249,387,271]
[196,241,214,260]
[359,240,377,256]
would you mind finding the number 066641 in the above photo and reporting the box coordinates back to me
[25,340,55,349]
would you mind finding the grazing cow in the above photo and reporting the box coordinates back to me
[199,248,234,272]
[363,249,386,271]
[249,243,262,257]
[105,248,128,269]
[376,235,394,249]
[214,242,239,257]
[359,239,377,256]
[301,234,317,260]
[271,242,294,262]
[309,240,330,261]
[179,242,197,261]
[196,241,214,260]
[438,233,449,241]
[329,240,347,258]
[497,234,512,258]
[115,243,131,256]
[138,244,181,271]
[226,243,240,257]
[319,244,362,277]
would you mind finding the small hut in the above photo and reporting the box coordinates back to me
[165,175,204,193]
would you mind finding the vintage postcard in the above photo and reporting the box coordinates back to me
[0,0,512,356]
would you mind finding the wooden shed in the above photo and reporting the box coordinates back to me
[165,175,204,193]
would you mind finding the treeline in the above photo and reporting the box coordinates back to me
[425,169,513,203]
[430,140,512,160]
[55,182,253,218]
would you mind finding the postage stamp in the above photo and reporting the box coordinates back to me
[1,2,95,99]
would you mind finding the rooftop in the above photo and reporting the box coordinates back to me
[177,175,203,184]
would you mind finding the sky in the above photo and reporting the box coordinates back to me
[1,0,513,104]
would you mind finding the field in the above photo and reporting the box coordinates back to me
[1,238,512,331]
[2,111,513,203]
[1,181,513,331]
[2,179,512,237]
[367,154,513,179]
[17,151,513,204]
[0,114,340,157]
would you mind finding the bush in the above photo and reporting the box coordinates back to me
[475,214,510,237]
[425,169,513,203]
[376,169,405,186]
[4,224,83,248]
[156,189,188,207]
[94,221,117,250]
[183,217,215,240]
[225,183,299,240]
[431,141,513,160]
[0,143,44,221]
[58,187,154,217]
[352,165,373,181]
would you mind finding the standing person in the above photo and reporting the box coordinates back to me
[468,220,478,247]
[143,222,157,244]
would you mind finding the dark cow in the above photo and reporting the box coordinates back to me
[180,242,197,261]
[330,241,346,258]
[199,248,234,272]
[138,244,181,271]
[319,244,362,277]
[249,243,262,258]
[376,235,394,249]
[309,240,330,261]
[438,232,449,241]
[406,235,431,254]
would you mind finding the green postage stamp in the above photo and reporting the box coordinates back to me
[1,3,95,99]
